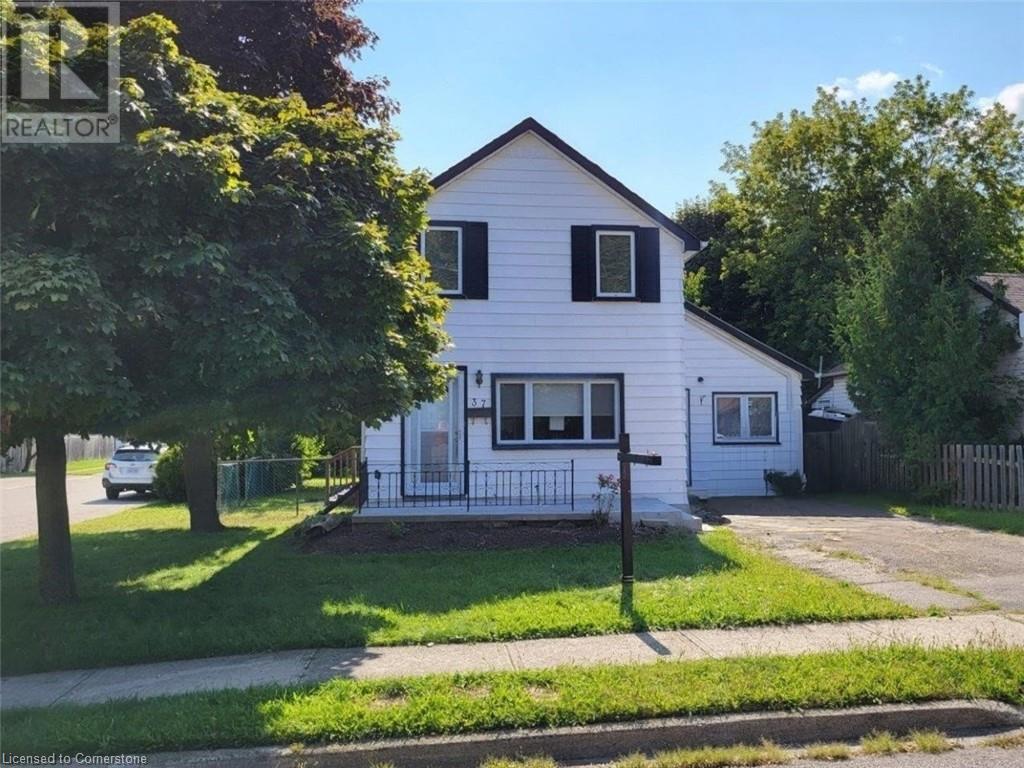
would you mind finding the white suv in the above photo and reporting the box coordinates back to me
[102,445,161,499]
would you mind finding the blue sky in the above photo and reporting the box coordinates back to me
[353,2,1023,213]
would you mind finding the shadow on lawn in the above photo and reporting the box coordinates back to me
[1,517,736,675]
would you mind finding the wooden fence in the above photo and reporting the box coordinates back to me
[804,418,1024,510]
[1,434,122,473]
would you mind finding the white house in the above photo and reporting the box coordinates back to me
[808,365,858,419]
[360,118,811,522]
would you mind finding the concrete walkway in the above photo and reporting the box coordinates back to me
[4,613,1023,711]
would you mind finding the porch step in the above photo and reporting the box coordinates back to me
[626,498,703,532]
[352,498,701,530]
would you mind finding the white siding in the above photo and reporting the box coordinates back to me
[364,132,692,504]
[683,314,804,497]
[811,375,859,415]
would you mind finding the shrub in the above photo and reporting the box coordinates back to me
[765,470,804,496]
[591,473,621,526]
[912,480,954,505]
[292,434,325,481]
[153,445,187,502]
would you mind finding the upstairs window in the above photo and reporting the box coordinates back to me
[571,225,659,302]
[421,226,462,295]
[713,393,777,444]
[595,230,636,297]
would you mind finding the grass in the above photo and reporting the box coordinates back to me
[886,499,1024,536]
[65,457,109,476]
[983,732,1024,748]
[0,498,914,675]
[894,570,997,610]
[859,731,903,755]
[615,741,789,768]
[2,645,1021,755]
[907,729,954,754]
[825,550,870,564]
[801,743,852,761]
[482,760,556,768]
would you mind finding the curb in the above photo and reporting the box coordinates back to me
[147,699,1024,767]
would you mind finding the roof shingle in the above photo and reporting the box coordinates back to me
[975,273,1024,316]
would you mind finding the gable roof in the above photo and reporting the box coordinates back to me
[430,117,702,251]
[684,300,815,378]
[972,273,1024,317]
[821,363,847,378]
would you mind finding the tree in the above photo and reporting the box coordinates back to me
[692,79,1024,364]
[675,190,760,327]
[2,10,449,597]
[113,0,393,120]
[836,176,1022,458]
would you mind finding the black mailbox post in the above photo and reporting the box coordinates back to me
[616,432,661,583]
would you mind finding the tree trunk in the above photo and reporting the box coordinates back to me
[183,433,222,532]
[35,428,76,603]
[20,438,35,473]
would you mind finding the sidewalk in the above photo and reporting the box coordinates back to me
[4,613,1023,711]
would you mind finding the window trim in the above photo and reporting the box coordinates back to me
[491,373,625,449]
[595,229,637,298]
[712,391,779,445]
[420,225,463,296]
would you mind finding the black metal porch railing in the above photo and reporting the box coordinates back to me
[360,460,575,510]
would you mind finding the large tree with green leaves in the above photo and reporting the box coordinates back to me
[683,79,1024,364]
[836,176,1022,456]
[2,9,449,600]
[70,0,394,120]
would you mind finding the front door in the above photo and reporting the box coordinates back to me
[403,370,465,497]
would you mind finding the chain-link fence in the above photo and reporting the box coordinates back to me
[216,457,329,516]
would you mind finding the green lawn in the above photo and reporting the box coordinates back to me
[65,457,109,476]
[823,493,1024,536]
[1,499,913,675]
[889,500,1024,536]
[3,646,1020,755]
[2,457,106,477]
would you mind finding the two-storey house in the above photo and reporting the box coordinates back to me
[360,118,811,523]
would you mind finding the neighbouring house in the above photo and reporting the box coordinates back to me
[972,272,1024,439]
[360,118,812,524]
[808,364,859,420]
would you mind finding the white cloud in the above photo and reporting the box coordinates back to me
[920,62,944,77]
[821,70,900,100]
[855,70,901,94]
[983,82,1024,115]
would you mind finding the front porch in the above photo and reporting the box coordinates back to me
[352,496,694,527]
[323,451,698,528]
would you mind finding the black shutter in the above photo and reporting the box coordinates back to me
[461,222,488,299]
[636,227,661,303]
[571,225,595,301]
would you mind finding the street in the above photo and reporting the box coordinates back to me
[0,474,149,542]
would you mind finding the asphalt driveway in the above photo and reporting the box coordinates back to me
[708,496,1024,612]
[0,474,148,542]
